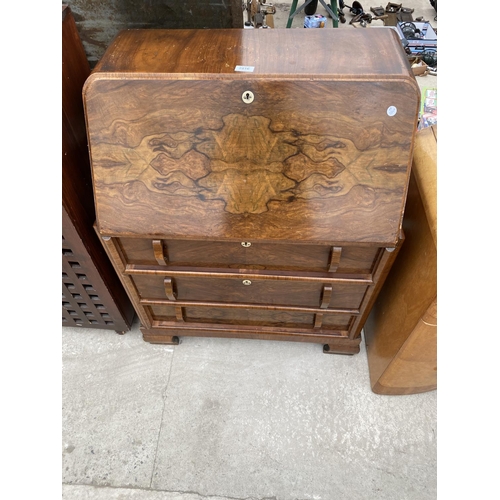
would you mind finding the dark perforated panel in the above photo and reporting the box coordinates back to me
[61,218,134,333]
[62,235,120,329]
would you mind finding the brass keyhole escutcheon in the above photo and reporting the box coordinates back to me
[241,242,251,247]
[242,280,252,286]
[242,91,254,104]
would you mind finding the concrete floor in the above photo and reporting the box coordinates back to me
[63,2,438,499]
[63,320,437,500]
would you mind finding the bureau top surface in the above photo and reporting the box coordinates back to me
[84,29,419,245]
[89,28,413,80]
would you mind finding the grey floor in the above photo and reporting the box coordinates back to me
[63,2,438,499]
[62,319,437,500]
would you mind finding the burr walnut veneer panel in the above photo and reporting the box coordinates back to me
[85,29,418,353]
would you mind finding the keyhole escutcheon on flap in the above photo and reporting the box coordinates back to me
[242,91,254,104]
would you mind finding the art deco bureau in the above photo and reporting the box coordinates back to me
[83,28,420,354]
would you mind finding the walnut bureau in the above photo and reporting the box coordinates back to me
[83,28,419,354]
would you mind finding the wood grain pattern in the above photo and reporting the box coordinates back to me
[411,125,437,247]
[125,266,373,284]
[118,238,380,273]
[349,235,403,340]
[371,299,437,394]
[163,278,176,301]
[142,324,353,347]
[150,312,353,336]
[62,4,95,228]
[364,126,437,393]
[84,29,419,245]
[328,247,343,272]
[90,29,414,77]
[152,239,168,266]
[132,274,367,309]
[98,233,152,329]
[87,29,419,355]
[142,299,359,315]
[63,5,135,333]
[320,285,333,309]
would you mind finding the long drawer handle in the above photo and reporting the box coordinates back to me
[314,313,324,329]
[164,277,177,300]
[175,305,184,322]
[328,246,342,272]
[152,239,168,266]
[315,284,333,328]
[320,285,333,309]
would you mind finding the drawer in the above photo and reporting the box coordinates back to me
[118,237,380,274]
[148,304,354,331]
[132,274,367,310]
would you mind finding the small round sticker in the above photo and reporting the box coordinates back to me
[387,106,397,117]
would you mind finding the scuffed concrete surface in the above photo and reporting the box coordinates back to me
[62,484,275,499]
[149,337,436,500]
[63,323,436,500]
[62,321,175,488]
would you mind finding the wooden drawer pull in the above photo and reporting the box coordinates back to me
[164,278,177,301]
[320,285,333,309]
[175,305,185,322]
[152,239,168,266]
[328,246,342,272]
[315,284,333,329]
[314,313,324,329]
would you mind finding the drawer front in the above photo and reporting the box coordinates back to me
[132,274,367,310]
[119,237,379,274]
[148,304,353,331]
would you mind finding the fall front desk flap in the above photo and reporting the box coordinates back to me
[83,28,420,246]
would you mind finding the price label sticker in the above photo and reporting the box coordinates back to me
[235,65,255,72]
